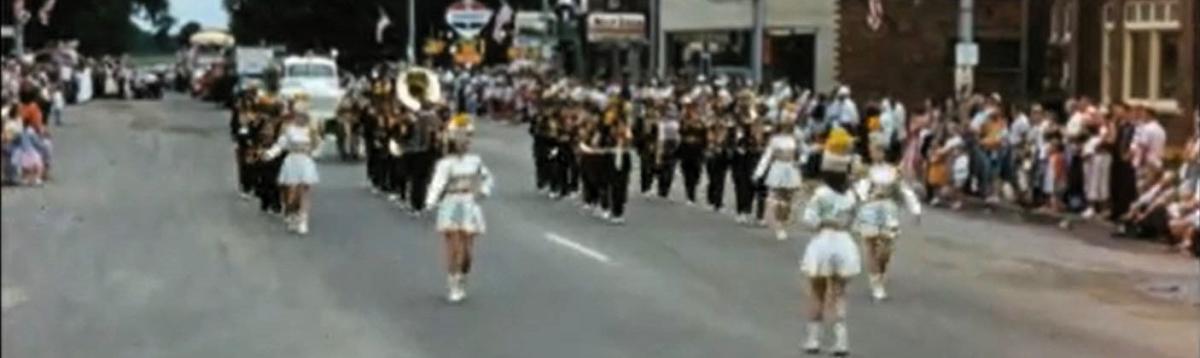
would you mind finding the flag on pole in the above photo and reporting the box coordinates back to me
[376,7,392,44]
[492,1,514,42]
[867,0,884,31]
[38,0,57,26]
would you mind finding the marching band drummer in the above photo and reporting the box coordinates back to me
[853,136,922,301]
[426,118,494,303]
[798,126,862,356]
[262,93,322,235]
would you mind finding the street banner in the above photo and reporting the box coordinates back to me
[445,0,494,40]
[585,13,646,43]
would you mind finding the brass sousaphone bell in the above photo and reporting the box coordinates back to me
[396,66,444,111]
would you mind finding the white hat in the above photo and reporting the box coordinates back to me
[837,86,851,96]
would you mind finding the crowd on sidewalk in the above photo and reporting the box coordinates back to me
[903,94,1199,255]
[1,42,143,187]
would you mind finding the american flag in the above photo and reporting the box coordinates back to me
[867,0,884,31]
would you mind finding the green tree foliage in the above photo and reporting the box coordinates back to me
[10,0,171,55]
[177,21,203,47]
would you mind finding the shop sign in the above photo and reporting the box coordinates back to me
[586,13,645,43]
[446,0,494,39]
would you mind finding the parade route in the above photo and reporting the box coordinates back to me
[3,96,1198,358]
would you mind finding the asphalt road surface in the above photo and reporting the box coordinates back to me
[3,96,1198,358]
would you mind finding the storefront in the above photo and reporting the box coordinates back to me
[585,12,648,80]
[659,0,836,89]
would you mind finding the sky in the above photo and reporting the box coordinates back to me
[171,0,229,29]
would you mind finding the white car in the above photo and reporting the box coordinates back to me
[279,56,343,125]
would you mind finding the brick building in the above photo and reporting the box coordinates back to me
[1050,0,1197,139]
[836,0,1039,105]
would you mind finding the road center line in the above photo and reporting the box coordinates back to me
[543,232,614,265]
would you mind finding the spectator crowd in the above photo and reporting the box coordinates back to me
[2,41,145,187]
[897,93,1200,256]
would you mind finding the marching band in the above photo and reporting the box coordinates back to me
[229,64,924,354]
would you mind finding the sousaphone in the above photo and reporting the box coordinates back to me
[396,66,444,111]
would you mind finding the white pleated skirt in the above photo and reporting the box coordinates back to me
[436,194,487,234]
[801,229,862,278]
[764,162,802,189]
[277,153,320,185]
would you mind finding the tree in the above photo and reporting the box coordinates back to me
[177,21,203,47]
[17,0,172,55]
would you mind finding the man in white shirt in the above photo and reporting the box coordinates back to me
[1130,106,1166,181]
[825,86,859,129]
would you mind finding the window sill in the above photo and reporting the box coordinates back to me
[1125,98,1181,115]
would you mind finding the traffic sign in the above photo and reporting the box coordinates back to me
[955,43,979,67]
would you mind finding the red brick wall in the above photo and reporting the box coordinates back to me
[837,0,1026,105]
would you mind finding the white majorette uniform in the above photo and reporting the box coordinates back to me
[800,185,862,278]
[754,134,803,189]
[853,164,922,238]
[268,122,320,185]
[426,154,494,234]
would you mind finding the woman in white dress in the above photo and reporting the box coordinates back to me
[799,127,861,356]
[853,142,922,301]
[264,96,321,234]
[754,119,803,240]
[426,127,494,303]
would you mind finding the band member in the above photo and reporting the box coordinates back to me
[608,115,634,224]
[364,78,392,193]
[426,128,494,303]
[754,118,804,240]
[634,96,661,196]
[799,128,862,356]
[731,93,766,224]
[551,100,579,198]
[398,68,443,215]
[531,92,556,193]
[253,94,286,216]
[705,111,733,212]
[678,101,707,205]
[853,140,922,301]
[578,107,606,216]
[334,96,362,161]
[656,103,681,199]
[384,101,410,205]
[263,94,322,234]
[231,84,260,199]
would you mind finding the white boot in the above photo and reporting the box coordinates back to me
[831,322,849,356]
[296,213,309,235]
[284,214,297,232]
[869,274,887,301]
[447,274,465,303]
[775,229,788,241]
[801,322,821,354]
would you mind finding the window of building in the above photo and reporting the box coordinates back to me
[1159,31,1179,98]
[1115,0,1183,110]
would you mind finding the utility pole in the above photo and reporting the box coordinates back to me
[649,0,660,78]
[955,0,976,97]
[1019,0,1030,101]
[14,11,30,56]
[751,0,765,84]
[407,0,416,64]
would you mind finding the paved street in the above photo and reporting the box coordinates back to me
[3,96,1198,358]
